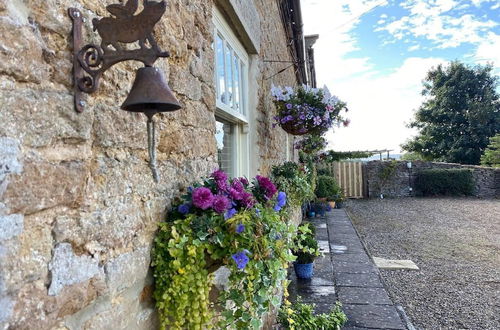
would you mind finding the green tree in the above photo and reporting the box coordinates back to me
[402,61,500,165]
[480,134,500,167]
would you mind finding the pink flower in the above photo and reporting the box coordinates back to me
[192,187,214,210]
[212,170,229,192]
[256,175,278,200]
[212,195,231,214]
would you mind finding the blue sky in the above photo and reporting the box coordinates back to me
[302,0,500,153]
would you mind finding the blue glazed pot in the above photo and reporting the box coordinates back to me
[294,262,314,279]
[307,211,316,218]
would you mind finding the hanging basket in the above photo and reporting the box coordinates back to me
[280,120,310,135]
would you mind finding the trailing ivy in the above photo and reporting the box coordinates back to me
[152,171,297,329]
[272,162,314,207]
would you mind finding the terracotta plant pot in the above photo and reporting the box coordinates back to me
[328,201,336,209]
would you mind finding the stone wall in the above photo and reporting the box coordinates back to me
[0,0,298,328]
[365,160,500,198]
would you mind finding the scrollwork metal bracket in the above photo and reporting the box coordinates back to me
[68,0,170,113]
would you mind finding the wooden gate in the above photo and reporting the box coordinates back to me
[320,162,365,198]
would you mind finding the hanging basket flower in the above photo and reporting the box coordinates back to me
[294,134,328,154]
[271,84,348,136]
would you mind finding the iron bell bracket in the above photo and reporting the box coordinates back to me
[68,0,170,113]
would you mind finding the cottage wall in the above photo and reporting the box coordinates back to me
[0,0,298,328]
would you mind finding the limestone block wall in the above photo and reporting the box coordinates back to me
[0,0,298,328]
[365,160,500,198]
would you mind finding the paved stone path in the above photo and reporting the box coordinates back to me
[289,209,407,330]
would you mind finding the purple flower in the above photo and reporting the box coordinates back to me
[231,251,250,269]
[236,223,245,233]
[192,187,214,210]
[239,177,249,186]
[212,195,231,214]
[241,192,256,208]
[313,116,322,125]
[178,203,191,215]
[225,208,237,220]
[256,175,278,200]
[212,169,229,192]
[286,103,293,110]
[229,188,242,201]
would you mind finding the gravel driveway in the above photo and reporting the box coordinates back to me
[345,197,500,330]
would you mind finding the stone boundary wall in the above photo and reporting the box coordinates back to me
[365,160,500,198]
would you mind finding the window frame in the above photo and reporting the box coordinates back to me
[213,7,249,124]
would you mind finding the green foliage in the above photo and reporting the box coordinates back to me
[415,168,474,196]
[152,217,212,329]
[402,61,500,165]
[292,224,320,264]
[315,175,341,199]
[272,162,314,206]
[153,207,297,329]
[401,152,432,161]
[295,135,328,154]
[480,134,500,167]
[320,150,375,162]
[278,297,347,330]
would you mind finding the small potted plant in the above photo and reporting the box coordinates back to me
[326,197,336,209]
[292,223,320,279]
[334,191,345,208]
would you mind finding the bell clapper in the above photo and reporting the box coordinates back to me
[146,114,159,183]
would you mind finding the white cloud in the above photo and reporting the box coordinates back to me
[471,0,496,7]
[323,57,446,152]
[408,44,421,51]
[378,0,498,49]
[302,0,387,81]
[474,32,500,70]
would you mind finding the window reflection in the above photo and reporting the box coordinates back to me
[215,119,234,177]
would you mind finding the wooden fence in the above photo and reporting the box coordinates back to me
[320,161,365,198]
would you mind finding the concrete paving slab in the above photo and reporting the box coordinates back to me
[332,252,372,264]
[315,228,329,240]
[289,285,337,304]
[373,257,419,270]
[336,273,384,288]
[330,244,365,254]
[317,240,330,253]
[343,304,406,329]
[333,261,378,274]
[338,287,393,305]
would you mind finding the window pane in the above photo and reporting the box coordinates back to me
[233,55,240,113]
[215,119,234,177]
[216,35,225,104]
[225,45,233,106]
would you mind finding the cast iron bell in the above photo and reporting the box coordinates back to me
[121,66,181,183]
[121,66,181,117]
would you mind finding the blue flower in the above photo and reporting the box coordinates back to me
[225,208,237,220]
[236,223,245,233]
[277,191,287,207]
[231,251,250,269]
[178,204,191,215]
[255,208,261,217]
[274,191,287,211]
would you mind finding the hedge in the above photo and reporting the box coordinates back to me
[415,168,474,196]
